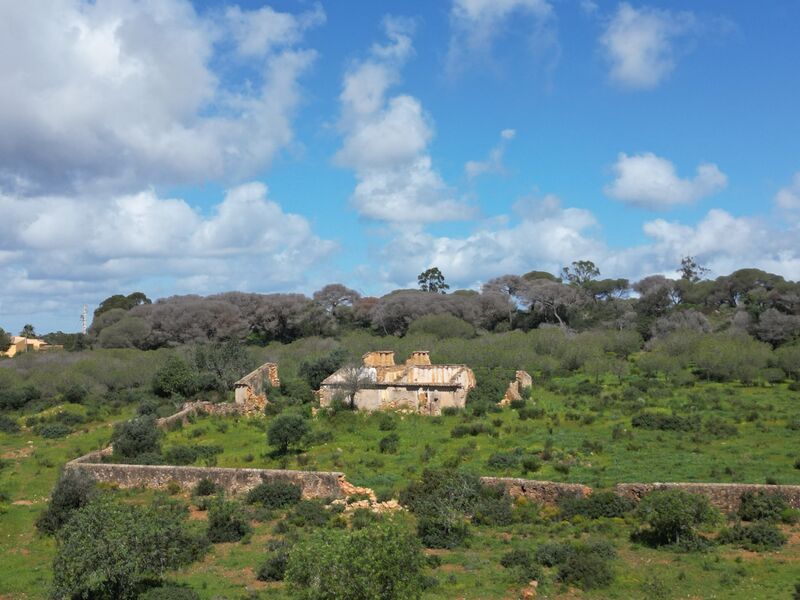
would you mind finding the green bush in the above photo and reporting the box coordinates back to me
[379,432,400,454]
[486,451,520,470]
[288,499,332,528]
[245,481,302,508]
[36,422,72,439]
[417,515,470,549]
[267,413,310,454]
[139,585,201,600]
[193,478,218,497]
[631,413,699,432]
[152,355,198,398]
[0,415,20,433]
[718,521,787,551]
[408,314,476,339]
[557,546,614,590]
[36,470,97,535]
[163,444,222,466]
[737,491,788,522]
[450,423,492,438]
[111,415,162,461]
[51,497,207,600]
[206,498,251,543]
[634,489,717,547]
[377,413,397,431]
[286,519,426,600]
[472,485,513,526]
[558,491,635,520]
[499,549,543,584]
[257,541,291,582]
[521,456,542,474]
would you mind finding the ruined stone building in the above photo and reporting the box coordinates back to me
[318,351,476,415]
[234,362,280,412]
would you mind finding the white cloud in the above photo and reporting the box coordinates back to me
[775,172,800,210]
[336,18,473,223]
[600,3,695,90]
[447,0,558,77]
[604,152,727,209]
[0,0,322,195]
[378,195,800,290]
[0,184,336,326]
[465,129,516,179]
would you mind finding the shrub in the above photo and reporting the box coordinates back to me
[62,383,88,404]
[738,491,788,522]
[450,423,492,438]
[286,519,426,600]
[139,585,201,600]
[288,500,331,528]
[298,349,347,390]
[36,470,97,535]
[517,406,545,420]
[472,485,513,526]
[521,456,542,474]
[267,414,310,454]
[0,415,20,433]
[703,416,738,438]
[257,542,290,582]
[534,542,573,567]
[36,422,72,439]
[193,478,218,497]
[719,521,787,551]
[111,415,162,461]
[379,432,400,454]
[206,498,251,543]
[557,547,614,590]
[500,549,543,584]
[635,489,717,547]
[377,413,397,431]
[400,468,482,516]
[52,497,207,600]
[246,481,302,508]
[152,355,198,398]
[632,413,699,432]
[417,515,470,549]
[408,314,476,339]
[486,451,520,470]
[558,491,635,520]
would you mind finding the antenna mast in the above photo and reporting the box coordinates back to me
[81,305,88,335]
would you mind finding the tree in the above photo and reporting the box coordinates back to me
[336,366,373,410]
[312,284,361,313]
[560,260,600,288]
[635,489,717,546]
[20,324,36,338]
[94,292,152,318]
[677,256,709,283]
[51,497,205,600]
[521,280,583,328]
[298,349,348,390]
[36,469,97,535]
[285,519,426,600]
[417,267,449,293]
[111,415,163,462]
[0,327,10,352]
[267,414,310,454]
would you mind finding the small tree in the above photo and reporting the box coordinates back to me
[152,355,198,397]
[286,519,426,600]
[52,497,206,600]
[20,324,36,339]
[36,469,97,535]
[267,414,310,455]
[111,415,163,462]
[677,256,709,283]
[417,267,449,294]
[560,260,600,288]
[635,489,717,546]
[0,327,11,352]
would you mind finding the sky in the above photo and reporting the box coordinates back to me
[1,0,799,333]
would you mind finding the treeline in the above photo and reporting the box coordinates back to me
[81,263,800,350]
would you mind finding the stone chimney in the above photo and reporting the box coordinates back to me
[405,351,431,366]
[362,351,396,367]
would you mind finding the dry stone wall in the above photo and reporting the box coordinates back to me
[481,477,591,504]
[616,482,800,512]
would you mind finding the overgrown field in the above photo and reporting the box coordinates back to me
[2,331,800,599]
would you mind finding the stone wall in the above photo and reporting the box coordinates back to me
[616,482,800,512]
[234,362,279,405]
[66,458,344,499]
[156,401,246,430]
[481,477,591,505]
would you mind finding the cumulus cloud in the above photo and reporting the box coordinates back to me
[604,152,727,209]
[775,172,800,210]
[378,195,800,291]
[336,17,474,223]
[0,184,336,326]
[447,0,558,77]
[600,3,696,90]
[465,129,516,179]
[0,0,322,195]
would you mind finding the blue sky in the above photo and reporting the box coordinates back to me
[1,0,799,333]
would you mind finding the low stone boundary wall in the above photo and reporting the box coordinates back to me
[616,482,800,512]
[481,477,591,504]
[156,401,246,430]
[65,458,344,499]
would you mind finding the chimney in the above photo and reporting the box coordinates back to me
[362,351,395,367]
[406,351,431,366]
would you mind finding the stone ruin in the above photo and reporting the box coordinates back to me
[499,370,533,407]
[233,362,280,414]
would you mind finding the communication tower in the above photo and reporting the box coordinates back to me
[81,305,88,335]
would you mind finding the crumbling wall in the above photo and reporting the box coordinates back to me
[66,459,344,498]
[156,401,247,430]
[481,477,591,505]
[616,482,800,512]
[234,362,279,408]
[499,370,533,406]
